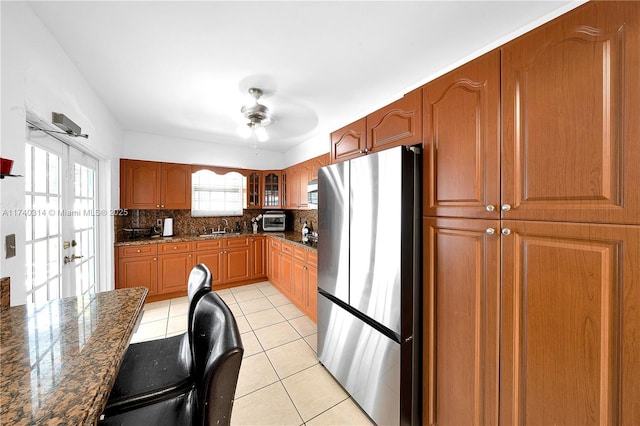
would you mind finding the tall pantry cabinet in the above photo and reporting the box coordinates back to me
[422,2,640,425]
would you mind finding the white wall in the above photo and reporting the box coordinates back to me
[283,132,330,168]
[122,130,286,171]
[1,2,124,305]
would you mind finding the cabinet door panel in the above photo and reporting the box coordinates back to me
[330,118,367,163]
[263,171,281,208]
[121,160,161,209]
[161,163,192,209]
[247,171,262,209]
[501,221,640,425]
[279,254,294,296]
[306,265,318,323]
[250,237,266,279]
[298,164,310,209]
[158,253,193,294]
[268,243,280,286]
[292,258,306,307]
[423,50,500,219]
[501,1,640,224]
[367,88,422,151]
[225,247,251,283]
[423,217,500,426]
[117,256,158,296]
[194,250,223,287]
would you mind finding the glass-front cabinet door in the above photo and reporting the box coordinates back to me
[247,171,261,209]
[262,171,280,208]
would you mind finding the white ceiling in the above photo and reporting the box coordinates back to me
[27,1,580,153]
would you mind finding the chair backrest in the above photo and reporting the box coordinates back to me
[187,263,212,335]
[191,291,244,426]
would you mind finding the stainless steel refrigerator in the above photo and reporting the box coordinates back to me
[317,145,421,426]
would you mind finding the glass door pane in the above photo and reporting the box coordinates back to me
[69,151,98,297]
[25,142,63,303]
[25,133,100,302]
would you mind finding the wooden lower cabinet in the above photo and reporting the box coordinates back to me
[267,238,318,321]
[424,217,640,425]
[117,251,158,297]
[158,252,194,294]
[193,249,223,287]
[268,239,281,286]
[250,236,266,279]
[292,258,318,322]
[117,236,266,300]
[279,249,294,295]
[224,246,251,284]
[193,238,251,288]
[306,264,318,322]
[157,242,193,295]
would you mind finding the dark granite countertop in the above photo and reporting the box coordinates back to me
[0,287,147,425]
[115,231,317,252]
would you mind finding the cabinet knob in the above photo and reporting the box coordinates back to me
[188,254,192,258]
[501,228,511,236]
[501,204,512,212]
[486,205,495,212]
[153,257,157,261]
[486,228,496,235]
[161,205,164,208]
[136,249,141,253]
[156,205,160,208]
[173,246,177,250]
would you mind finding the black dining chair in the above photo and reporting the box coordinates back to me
[99,291,244,426]
[103,263,212,415]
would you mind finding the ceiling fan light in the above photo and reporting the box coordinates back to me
[255,126,269,142]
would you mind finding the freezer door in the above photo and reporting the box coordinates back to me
[318,162,350,303]
[317,295,401,426]
[350,147,410,335]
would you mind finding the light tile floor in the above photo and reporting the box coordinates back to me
[131,281,374,426]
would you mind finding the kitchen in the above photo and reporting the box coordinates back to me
[3,1,640,425]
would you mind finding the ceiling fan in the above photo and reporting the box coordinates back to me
[239,87,272,142]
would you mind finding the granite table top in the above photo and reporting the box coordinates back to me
[0,287,147,425]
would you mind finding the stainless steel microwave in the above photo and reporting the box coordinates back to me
[262,211,286,231]
[307,179,318,209]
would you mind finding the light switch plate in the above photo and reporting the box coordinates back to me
[156,219,163,227]
[6,234,16,258]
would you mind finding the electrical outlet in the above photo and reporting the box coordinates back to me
[156,219,163,227]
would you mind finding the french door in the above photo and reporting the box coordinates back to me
[25,134,99,303]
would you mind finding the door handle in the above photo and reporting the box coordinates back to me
[64,254,84,264]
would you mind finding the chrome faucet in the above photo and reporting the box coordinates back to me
[222,219,229,233]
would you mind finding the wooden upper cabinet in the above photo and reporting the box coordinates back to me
[282,166,299,209]
[423,217,500,426]
[161,163,192,209]
[121,160,161,209]
[367,87,422,152]
[297,163,310,209]
[500,220,640,425]
[121,159,191,210]
[247,171,262,209]
[330,117,367,163]
[310,153,329,180]
[262,171,281,208]
[423,50,501,219]
[501,1,640,224]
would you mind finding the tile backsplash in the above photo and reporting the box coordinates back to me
[114,209,317,242]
